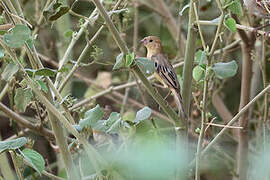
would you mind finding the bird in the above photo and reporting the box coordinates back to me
[140,36,188,120]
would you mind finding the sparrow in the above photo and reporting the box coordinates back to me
[141,36,187,119]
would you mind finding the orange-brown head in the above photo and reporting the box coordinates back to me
[141,36,163,58]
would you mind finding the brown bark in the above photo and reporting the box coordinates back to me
[236,40,254,180]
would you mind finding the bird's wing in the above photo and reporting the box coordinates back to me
[152,53,180,91]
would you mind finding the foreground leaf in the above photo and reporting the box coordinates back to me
[21,148,45,175]
[134,107,152,123]
[79,105,104,128]
[0,137,27,154]
[212,60,238,79]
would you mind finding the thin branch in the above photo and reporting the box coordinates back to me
[189,84,270,168]
[205,123,243,129]
[0,102,55,140]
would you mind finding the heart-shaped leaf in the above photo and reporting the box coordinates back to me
[134,107,152,123]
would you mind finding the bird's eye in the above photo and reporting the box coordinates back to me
[149,39,153,42]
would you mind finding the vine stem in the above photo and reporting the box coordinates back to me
[189,84,270,168]
[195,9,225,179]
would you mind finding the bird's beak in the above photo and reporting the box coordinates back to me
[140,38,147,45]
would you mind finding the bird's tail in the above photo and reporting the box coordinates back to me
[171,89,188,120]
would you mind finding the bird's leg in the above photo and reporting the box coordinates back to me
[164,91,172,101]
[152,82,167,89]
[158,91,171,111]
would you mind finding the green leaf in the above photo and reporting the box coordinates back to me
[228,0,243,17]
[49,6,69,21]
[64,29,73,38]
[36,80,48,93]
[0,137,27,154]
[92,112,124,133]
[3,24,31,48]
[14,88,33,112]
[105,112,122,133]
[43,2,69,21]
[194,50,207,65]
[25,68,57,77]
[134,107,152,123]
[136,57,155,74]
[21,148,45,175]
[224,17,236,33]
[113,53,124,70]
[192,65,205,82]
[1,63,19,81]
[212,60,238,79]
[125,52,135,67]
[79,104,104,128]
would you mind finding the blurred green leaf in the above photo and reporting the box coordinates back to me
[192,65,205,81]
[36,80,48,93]
[3,24,31,48]
[25,68,57,77]
[212,60,238,79]
[14,88,33,112]
[224,17,236,33]
[0,137,27,154]
[79,104,104,128]
[0,48,4,58]
[21,148,45,175]
[1,63,19,81]
[113,52,124,70]
[195,50,207,65]
[64,29,73,38]
[105,112,122,133]
[228,0,243,16]
[134,107,152,123]
[136,57,155,74]
[126,52,134,67]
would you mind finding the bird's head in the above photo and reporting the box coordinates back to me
[141,36,163,55]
